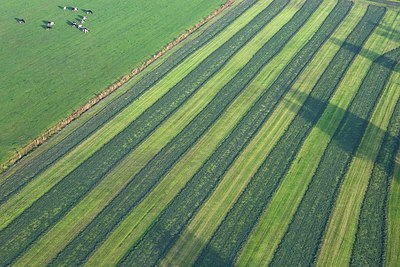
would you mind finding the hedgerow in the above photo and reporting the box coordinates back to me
[350,48,400,267]
[0,1,279,264]
[270,6,388,266]
[116,0,328,265]
[0,0,260,205]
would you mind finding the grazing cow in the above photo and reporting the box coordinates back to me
[83,16,88,20]
[82,27,89,33]
[72,7,78,11]
[80,20,85,24]
[47,21,55,27]
[63,6,67,10]
[17,18,25,24]
[78,24,83,28]
[71,22,78,27]
[85,10,93,14]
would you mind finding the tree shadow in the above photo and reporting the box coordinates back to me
[281,89,396,163]
[329,37,399,72]
[367,0,400,7]
[157,229,228,266]
[375,23,400,45]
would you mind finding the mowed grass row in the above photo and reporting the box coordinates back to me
[0,0,275,232]
[83,1,322,265]
[117,0,326,265]
[0,0,260,203]
[316,9,400,266]
[350,49,400,266]
[387,115,400,267]
[162,2,362,265]
[53,0,314,264]
[161,1,351,265]
[26,1,297,265]
[235,3,370,265]
[197,2,381,266]
[270,6,390,266]
[14,1,304,265]
[238,4,384,265]
[0,0,288,263]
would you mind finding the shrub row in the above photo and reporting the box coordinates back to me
[115,0,328,265]
[194,2,355,265]
[0,0,259,205]
[270,6,388,267]
[49,0,293,265]
[350,48,400,267]
[0,1,277,264]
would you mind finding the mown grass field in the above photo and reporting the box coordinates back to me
[0,0,399,266]
[0,0,226,165]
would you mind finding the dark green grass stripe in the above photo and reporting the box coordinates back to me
[0,1,279,264]
[194,2,358,266]
[116,1,327,266]
[350,49,400,267]
[270,8,392,267]
[50,1,293,265]
[0,0,259,205]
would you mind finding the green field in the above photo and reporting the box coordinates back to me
[0,0,399,266]
[0,0,226,165]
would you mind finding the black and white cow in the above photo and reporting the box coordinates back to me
[17,18,25,24]
[85,10,93,14]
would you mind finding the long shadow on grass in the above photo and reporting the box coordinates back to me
[281,89,395,163]
[329,37,399,72]
[376,23,400,46]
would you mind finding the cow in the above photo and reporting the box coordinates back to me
[82,27,89,33]
[85,10,93,14]
[63,6,67,10]
[80,20,85,24]
[17,18,25,24]
[71,22,78,27]
[47,21,55,27]
[72,7,78,11]
[83,16,88,21]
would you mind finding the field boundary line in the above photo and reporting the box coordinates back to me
[0,0,236,172]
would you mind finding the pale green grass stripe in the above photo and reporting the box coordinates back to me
[13,2,286,265]
[159,1,339,265]
[316,10,400,266]
[83,2,311,266]
[387,129,400,267]
[0,0,271,232]
[236,4,369,266]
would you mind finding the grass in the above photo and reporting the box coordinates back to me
[0,0,399,265]
[316,10,400,266]
[160,1,344,264]
[0,0,227,165]
[0,0,264,232]
[387,141,400,266]
[236,4,369,265]
[11,1,285,265]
